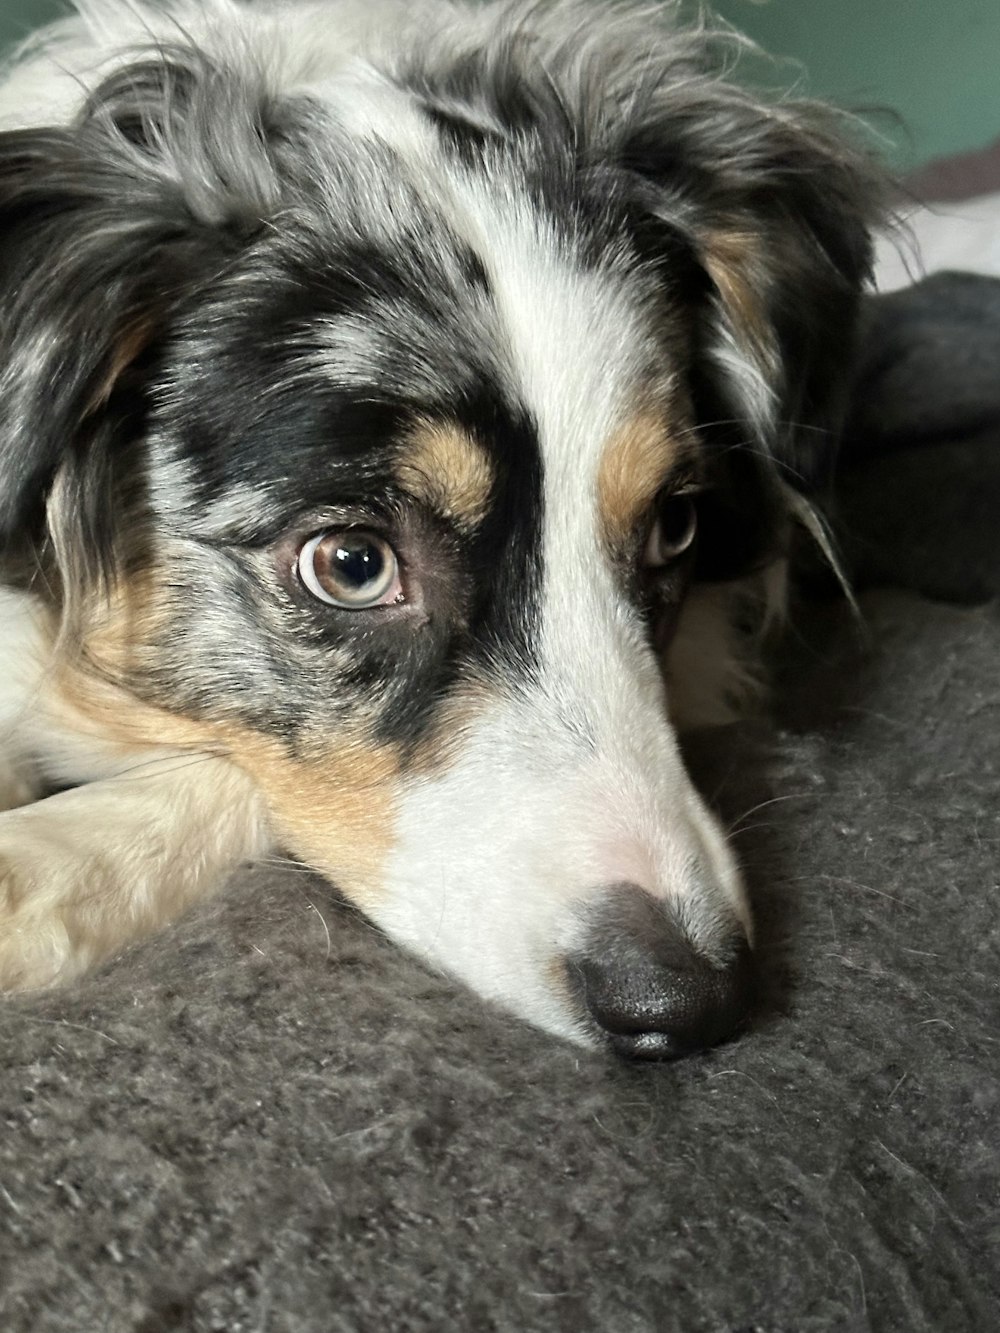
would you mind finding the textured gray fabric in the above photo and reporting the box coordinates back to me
[841,272,1000,605]
[1,277,998,1333]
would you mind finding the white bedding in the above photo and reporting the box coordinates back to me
[875,190,1000,291]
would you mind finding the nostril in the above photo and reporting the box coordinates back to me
[567,883,754,1061]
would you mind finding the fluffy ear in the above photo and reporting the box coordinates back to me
[617,91,882,467]
[605,49,884,577]
[0,50,281,576]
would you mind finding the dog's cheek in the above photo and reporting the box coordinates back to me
[208,728,403,907]
[60,560,460,905]
[48,593,401,902]
[208,667,509,905]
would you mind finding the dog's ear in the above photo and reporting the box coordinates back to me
[0,51,282,577]
[623,107,879,445]
[610,79,884,578]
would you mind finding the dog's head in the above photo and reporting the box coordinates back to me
[0,1,882,1055]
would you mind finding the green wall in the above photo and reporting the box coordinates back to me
[0,1,64,52]
[3,1,999,169]
[716,0,1000,169]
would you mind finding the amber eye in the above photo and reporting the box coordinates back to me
[297,529,403,608]
[642,494,697,569]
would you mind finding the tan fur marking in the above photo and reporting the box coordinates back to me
[211,727,400,910]
[212,676,508,898]
[597,413,681,551]
[701,231,779,375]
[396,422,494,529]
[49,655,402,912]
[51,655,216,755]
[71,565,169,675]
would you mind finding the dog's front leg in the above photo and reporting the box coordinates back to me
[0,755,271,990]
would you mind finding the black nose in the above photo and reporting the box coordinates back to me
[567,883,754,1061]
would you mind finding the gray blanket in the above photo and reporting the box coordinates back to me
[1,274,997,1332]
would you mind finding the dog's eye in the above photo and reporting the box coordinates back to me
[297,529,403,608]
[643,495,697,568]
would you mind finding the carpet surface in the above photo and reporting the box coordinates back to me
[1,277,998,1333]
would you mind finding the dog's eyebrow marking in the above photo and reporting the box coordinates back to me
[395,421,495,530]
[597,411,686,551]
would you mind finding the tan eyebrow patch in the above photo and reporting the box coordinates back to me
[597,412,682,551]
[396,421,494,529]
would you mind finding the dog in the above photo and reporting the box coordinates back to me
[0,0,883,1058]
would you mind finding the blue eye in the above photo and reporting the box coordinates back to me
[297,529,402,608]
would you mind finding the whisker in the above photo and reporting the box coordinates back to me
[727,790,813,835]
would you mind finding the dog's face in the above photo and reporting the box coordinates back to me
[0,2,879,1054]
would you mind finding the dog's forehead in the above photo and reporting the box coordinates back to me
[157,111,678,546]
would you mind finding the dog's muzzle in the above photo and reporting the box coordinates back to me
[567,882,754,1060]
